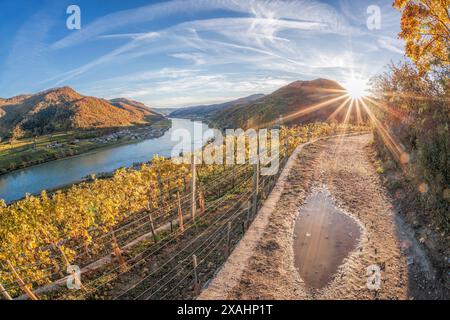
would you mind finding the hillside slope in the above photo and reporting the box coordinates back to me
[169,94,264,120]
[211,79,352,129]
[150,108,177,116]
[0,87,165,138]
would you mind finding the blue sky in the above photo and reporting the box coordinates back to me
[0,0,405,108]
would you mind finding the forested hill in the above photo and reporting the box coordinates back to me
[0,87,165,138]
[210,78,352,129]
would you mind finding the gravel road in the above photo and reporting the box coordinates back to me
[201,134,446,300]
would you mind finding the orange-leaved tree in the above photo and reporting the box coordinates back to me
[394,0,450,74]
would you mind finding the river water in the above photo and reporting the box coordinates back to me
[293,189,362,289]
[0,118,214,203]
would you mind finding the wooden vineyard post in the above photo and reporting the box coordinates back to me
[183,176,188,192]
[198,190,205,213]
[284,134,289,161]
[0,282,12,300]
[261,177,266,200]
[148,209,158,243]
[252,161,260,216]
[157,169,164,204]
[164,178,171,201]
[51,256,64,278]
[232,167,235,189]
[83,241,91,259]
[6,260,39,300]
[56,245,86,292]
[225,221,232,256]
[110,229,128,272]
[252,131,260,216]
[177,192,184,233]
[246,200,252,224]
[191,154,197,222]
[192,254,200,295]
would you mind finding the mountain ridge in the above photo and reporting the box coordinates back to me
[0,87,165,139]
[168,94,265,120]
[210,78,354,128]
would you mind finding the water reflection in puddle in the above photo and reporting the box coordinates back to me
[293,190,361,289]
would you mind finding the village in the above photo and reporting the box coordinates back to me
[47,125,170,149]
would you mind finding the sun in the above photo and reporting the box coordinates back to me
[344,76,369,100]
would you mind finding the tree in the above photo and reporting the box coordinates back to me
[373,61,449,228]
[394,0,450,74]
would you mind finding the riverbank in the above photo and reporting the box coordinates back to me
[0,118,215,203]
[0,119,171,176]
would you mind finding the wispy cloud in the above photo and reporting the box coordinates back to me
[46,1,353,85]
[107,73,292,108]
[51,0,349,49]
[1,0,404,107]
[376,36,404,55]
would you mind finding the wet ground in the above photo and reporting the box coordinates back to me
[200,134,448,300]
[293,189,361,289]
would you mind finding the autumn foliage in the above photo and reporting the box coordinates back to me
[373,1,449,231]
[394,0,450,74]
[0,123,366,298]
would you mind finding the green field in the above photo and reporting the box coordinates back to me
[0,120,171,174]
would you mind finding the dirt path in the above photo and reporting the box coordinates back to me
[200,134,447,300]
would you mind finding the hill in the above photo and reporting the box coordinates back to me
[210,79,354,129]
[0,87,165,138]
[151,108,178,116]
[168,94,264,120]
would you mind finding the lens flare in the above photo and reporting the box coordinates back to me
[344,77,369,99]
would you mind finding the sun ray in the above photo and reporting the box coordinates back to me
[381,91,450,103]
[355,98,363,124]
[326,97,360,175]
[326,96,352,122]
[316,88,348,95]
[257,93,349,129]
[360,99,407,164]
[343,98,354,126]
[280,94,349,124]
[331,97,355,156]
[363,96,406,121]
[343,76,369,99]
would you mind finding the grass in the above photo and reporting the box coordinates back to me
[0,120,171,175]
[373,159,385,174]
[0,132,94,173]
[376,166,385,174]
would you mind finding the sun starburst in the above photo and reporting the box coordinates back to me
[343,76,369,100]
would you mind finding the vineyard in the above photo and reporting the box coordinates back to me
[0,123,368,300]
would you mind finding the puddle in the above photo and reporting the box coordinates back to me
[293,189,361,289]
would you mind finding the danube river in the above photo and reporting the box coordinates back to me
[0,118,213,203]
